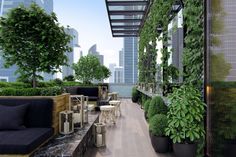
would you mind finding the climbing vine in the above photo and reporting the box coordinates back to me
[182,0,204,89]
[139,0,204,90]
[138,0,175,84]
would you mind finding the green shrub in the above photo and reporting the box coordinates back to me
[63,75,75,81]
[148,96,167,120]
[144,99,151,113]
[52,78,63,86]
[165,85,206,143]
[149,114,168,136]
[132,87,139,102]
[0,82,30,88]
[37,81,56,87]
[62,81,83,87]
[0,87,63,96]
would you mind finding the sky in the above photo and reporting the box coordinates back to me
[54,0,123,67]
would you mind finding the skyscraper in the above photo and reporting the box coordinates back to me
[114,67,124,83]
[119,49,124,67]
[109,63,116,83]
[88,44,104,65]
[0,0,53,82]
[123,37,138,84]
[62,28,79,79]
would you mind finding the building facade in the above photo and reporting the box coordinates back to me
[119,49,124,67]
[62,28,79,79]
[123,37,138,84]
[114,67,124,84]
[0,0,53,82]
[109,63,116,83]
[88,44,104,65]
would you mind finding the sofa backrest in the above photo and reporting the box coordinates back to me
[77,87,98,97]
[0,98,53,128]
[65,86,99,97]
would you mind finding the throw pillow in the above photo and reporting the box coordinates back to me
[0,104,28,130]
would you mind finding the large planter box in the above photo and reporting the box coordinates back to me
[0,93,70,135]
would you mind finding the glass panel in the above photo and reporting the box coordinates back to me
[207,0,236,156]
[110,15,143,19]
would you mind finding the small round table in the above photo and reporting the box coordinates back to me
[99,106,116,125]
[109,100,121,117]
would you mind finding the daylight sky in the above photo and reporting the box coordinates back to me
[54,0,123,67]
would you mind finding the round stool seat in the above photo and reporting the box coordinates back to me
[99,106,116,125]
[100,105,115,110]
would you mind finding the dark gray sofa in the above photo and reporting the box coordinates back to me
[0,98,54,155]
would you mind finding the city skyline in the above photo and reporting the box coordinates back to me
[54,0,122,67]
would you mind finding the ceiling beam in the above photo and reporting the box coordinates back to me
[109,10,145,15]
[111,19,142,23]
[107,1,148,6]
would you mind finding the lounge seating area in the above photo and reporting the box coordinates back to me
[0,98,54,155]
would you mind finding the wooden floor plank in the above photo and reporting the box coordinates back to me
[85,99,174,157]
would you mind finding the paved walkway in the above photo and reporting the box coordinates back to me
[85,99,174,157]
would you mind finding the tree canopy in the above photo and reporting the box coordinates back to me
[0,3,72,87]
[72,55,111,84]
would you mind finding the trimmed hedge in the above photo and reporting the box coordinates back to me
[144,99,151,113]
[0,86,63,96]
[0,82,30,88]
[149,114,168,137]
[148,96,168,120]
[132,87,139,103]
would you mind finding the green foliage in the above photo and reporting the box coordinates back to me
[52,78,63,86]
[211,53,231,81]
[149,114,168,137]
[0,86,63,96]
[63,75,75,81]
[0,3,72,88]
[144,99,151,113]
[183,0,204,88]
[62,81,83,87]
[148,96,167,120]
[138,0,175,84]
[165,85,206,143]
[0,82,30,88]
[131,87,139,103]
[72,55,111,84]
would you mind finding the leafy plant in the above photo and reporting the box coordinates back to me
[0,3,72,88]
[144,99,151,113]
[131,87,139,103]
[149,114,168,137]
[63,75,75,81]
[72,55,111,84]
[165,85,206,143]
[52,78,63,86]
[148,96,167,120]
[0,87,63,96]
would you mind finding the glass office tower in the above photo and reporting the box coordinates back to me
[123,37,138,84]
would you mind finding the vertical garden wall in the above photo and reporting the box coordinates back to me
[138,0,204,90]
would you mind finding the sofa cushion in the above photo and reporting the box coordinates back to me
[0,128,53,154]
[0,104,28,130]
[65,86,78,95]
[77,87,98,97]
[0,99,53,128]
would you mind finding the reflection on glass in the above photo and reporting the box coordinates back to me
[208,0,236,156]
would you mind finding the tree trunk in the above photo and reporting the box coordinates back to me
[32,72,37,88]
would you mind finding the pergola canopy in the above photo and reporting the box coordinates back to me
[105,0,151,37]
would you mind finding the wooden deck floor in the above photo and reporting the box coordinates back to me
[85,99,174,157]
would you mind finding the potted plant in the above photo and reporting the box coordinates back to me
[144,99,151,120]
[149,114,169,153]
[148,96,168,120]
[165,85,205,157]
[131,87,139,103]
